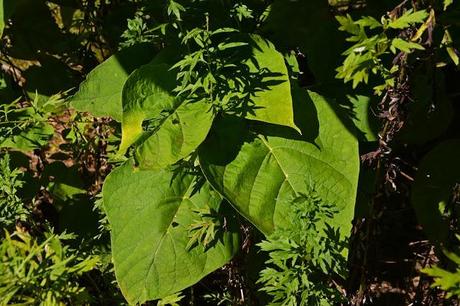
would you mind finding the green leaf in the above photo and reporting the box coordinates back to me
[356,16,382,29]
[0,122,54,152]
[387,9,428,29]
[390,38,424,53]
[446,46,459,66]
[70,44,156,121]
[119,63,177,154]
[411,140,460,244]
[444,0,454,10]
[0,0,4,36]
[167,0,185,20]
[336,14,361,35]
[442,29,459,66]
[0,0,16,37]
[199,89,359,242]
[103,160,239,304]
[243,35,298,132]
[136,99,214,170]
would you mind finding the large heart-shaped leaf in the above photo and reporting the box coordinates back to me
[103,160,239,304]
[200,89,359,240]
[411,140,460,243]
[70,44,156,121]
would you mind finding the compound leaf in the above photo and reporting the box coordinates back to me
[387,9,428,29]
[0,122,54,152]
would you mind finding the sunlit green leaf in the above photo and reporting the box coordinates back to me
[242,35,299,133]
[0,122,54,152]
[70,44,156,121]
[118,63,177,154]
[390,38,424,53]
[103,160,239,304]
[136,99,214,170]
[0,0,16,37]
[200,89,359,243]
[387,9,428,29]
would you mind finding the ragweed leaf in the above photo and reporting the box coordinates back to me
[390,38,424,53]
[387,9,429,29]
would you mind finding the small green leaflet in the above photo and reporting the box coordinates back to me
[70,44,156,121]
[199,89,359,244]
[422,250,460,298]
[103,160,239,304]
[390,38,424,54]
[167,0,185,20]
[387,9,429,29]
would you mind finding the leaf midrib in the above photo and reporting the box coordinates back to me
[143,179,195,294]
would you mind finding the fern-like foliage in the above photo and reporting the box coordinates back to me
[0,154,29,229]
[423,250,460,298]
[0,230,99,305]
[336,8,428,94]
[257,189,347,306]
